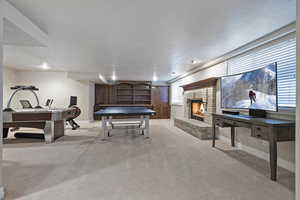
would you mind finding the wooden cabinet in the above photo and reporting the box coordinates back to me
[95,84,115,104]
[151,86,170,119]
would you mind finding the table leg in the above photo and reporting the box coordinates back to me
[212,122,216,147]
[140,115,144,135]
[3,128,9,139]
[269,129,277,181]
[108,116,112,137]
[144,115,150,138]
[101,116,107,140]
[231,127,235,147]
[44,121,54,144]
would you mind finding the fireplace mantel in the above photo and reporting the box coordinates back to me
[180,77,218,91]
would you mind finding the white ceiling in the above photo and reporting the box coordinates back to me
[3,18,43,46]
[4,0,296,81]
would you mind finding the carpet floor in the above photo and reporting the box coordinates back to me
[3,120,295,200]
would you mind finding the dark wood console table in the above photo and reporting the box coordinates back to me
[212,113,295,181]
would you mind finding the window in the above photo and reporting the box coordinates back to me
[227,38,296,108]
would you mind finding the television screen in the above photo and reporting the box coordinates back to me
[221,63,277,111]
[70,96,77,106]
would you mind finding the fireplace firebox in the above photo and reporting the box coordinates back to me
[190,99,206,121]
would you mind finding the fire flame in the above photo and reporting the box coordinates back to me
[192,103,205,116]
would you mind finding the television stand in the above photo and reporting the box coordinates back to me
[212,113,295,181]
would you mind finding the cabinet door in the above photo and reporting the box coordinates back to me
[95,84,113,104]
[151,86,170,119]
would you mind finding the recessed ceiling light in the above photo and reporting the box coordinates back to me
[41,62,50,70]
[99,74,104,80]
[111,72,116,81]
[153,75,157,81]
[98,74,108,83]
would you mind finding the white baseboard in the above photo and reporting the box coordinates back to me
[78,120,93,123]
[219,136,295,172]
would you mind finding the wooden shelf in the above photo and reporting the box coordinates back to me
[95,81,152,107]
[114,82,152,105]
[118,98,133,100]
[117,88,133,90]
[134,89,150,91]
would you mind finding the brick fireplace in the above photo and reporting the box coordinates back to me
[184,86,216,124]
[180,78,217,124]
[174,77,218,140]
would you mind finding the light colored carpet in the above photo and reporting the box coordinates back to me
[3,120,294,200]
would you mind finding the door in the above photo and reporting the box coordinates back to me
[151,86,170,119]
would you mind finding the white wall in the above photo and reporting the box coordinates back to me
[3,67,16,108]
[88,82,95,121]
[3,70,92,121]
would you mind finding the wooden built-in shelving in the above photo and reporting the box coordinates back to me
[94,81,170,120]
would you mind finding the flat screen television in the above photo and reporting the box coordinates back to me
[221,63,278,112]
[70,96,78,106]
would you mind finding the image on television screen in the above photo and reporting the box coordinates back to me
[221,63,277,111]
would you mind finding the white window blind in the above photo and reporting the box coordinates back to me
[228,38,296,107]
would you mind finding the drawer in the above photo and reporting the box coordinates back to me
[223,119,250,127]
[251,126,269,140]
[223,119,234,125]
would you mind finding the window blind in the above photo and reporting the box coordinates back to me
[227,38,296,107]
